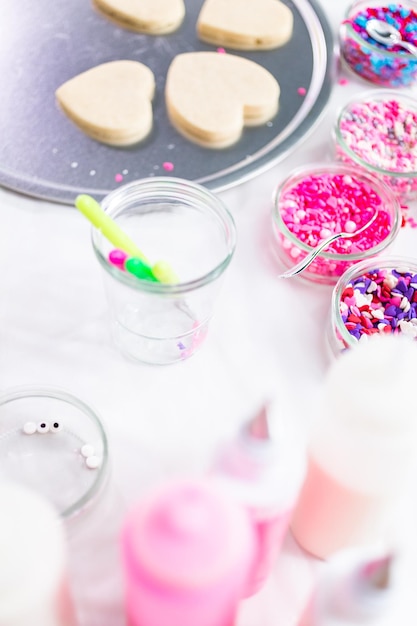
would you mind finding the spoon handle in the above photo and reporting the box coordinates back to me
[398,40,417,56]
[278,233,343,279]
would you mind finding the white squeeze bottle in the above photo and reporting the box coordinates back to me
[291,335,417,560]
[0,481,77,626]
[299,548,401,626]
[212,402,305,596]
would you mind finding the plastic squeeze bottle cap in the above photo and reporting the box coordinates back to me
[301,547,399,626]
[211,402,306,596]
[121,479,256,626]
[0,481,75,626]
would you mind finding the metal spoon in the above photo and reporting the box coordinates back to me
[278,212,378,279]
[365,18,417,56]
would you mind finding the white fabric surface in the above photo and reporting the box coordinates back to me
[1,1,417,624]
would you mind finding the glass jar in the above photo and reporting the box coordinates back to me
[339,0,417,87]
[92,177,236,365]
[271,163,401,285]
[0,385,109,519]
[327,256,417,357]
[334,89,417,202]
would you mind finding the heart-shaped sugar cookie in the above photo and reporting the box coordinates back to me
[165,52,280,149]
[93,0,185,34]
[55,60,155,147]
[197,0,293,50]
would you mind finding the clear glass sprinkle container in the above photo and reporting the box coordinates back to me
[92,177,236,365]
[339,0,417,87]
[327,256,417,358]
[271,163,401,285]
[0,386,109,519]
[334,89,417,202]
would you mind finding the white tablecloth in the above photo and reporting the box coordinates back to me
[1,2,417,624]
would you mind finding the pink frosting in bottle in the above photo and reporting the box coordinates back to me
[122,479,256,626]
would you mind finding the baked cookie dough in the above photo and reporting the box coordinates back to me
[197,0,293,50]
[165,52,280,148]
[55,60,155,147]
[92,0,185,34]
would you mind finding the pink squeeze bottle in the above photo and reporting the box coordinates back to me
[212,403,305,596]
[291,335,417,560]
[121,478,256,626]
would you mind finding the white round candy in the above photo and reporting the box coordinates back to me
[23,422,37,435]
[81,444,95,458]
[85,455,100,470]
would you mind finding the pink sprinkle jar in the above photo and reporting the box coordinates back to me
[334,90,417,203]
[271,163,401,285]
[339,0,417,87]
[327,256,417,357]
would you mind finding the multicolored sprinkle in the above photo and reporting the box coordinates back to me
[335,96,417,201]
[340,3,417,87]
[338,265,417,347]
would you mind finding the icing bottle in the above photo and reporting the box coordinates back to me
[212,403,305,596]
[121,478,256,626]
[299,548,401,626]
[291,335,417,559]
[0,481,77,626]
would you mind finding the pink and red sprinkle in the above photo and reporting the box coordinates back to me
[277,171,393,279]
[338,266,417,346]
[336,97,417,202]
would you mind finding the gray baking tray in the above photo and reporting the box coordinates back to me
[0,0,333,205]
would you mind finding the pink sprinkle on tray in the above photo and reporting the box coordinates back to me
[115,173,124,183]
[163,162,174,172]
[217,47,226,54]
[297,87,307,96]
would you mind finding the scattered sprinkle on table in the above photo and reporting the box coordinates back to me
[297,87,307,95]
[163,161,174,172]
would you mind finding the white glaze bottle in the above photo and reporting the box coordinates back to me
[212,403,305,596]
[299,548,400,626]
[291,335,417,559]
[0,481,77,626]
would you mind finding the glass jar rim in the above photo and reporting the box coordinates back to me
[332,255,417,348]
[91,177,237,295]
[342,1,417,59]
[334,89,417,179]
[272,162,401,261]
[0,385,109,519]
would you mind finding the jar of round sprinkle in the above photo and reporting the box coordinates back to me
[334,90,417,202]
[272,164,401,285]
[339,1,417,87]
[327,256,417,357]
